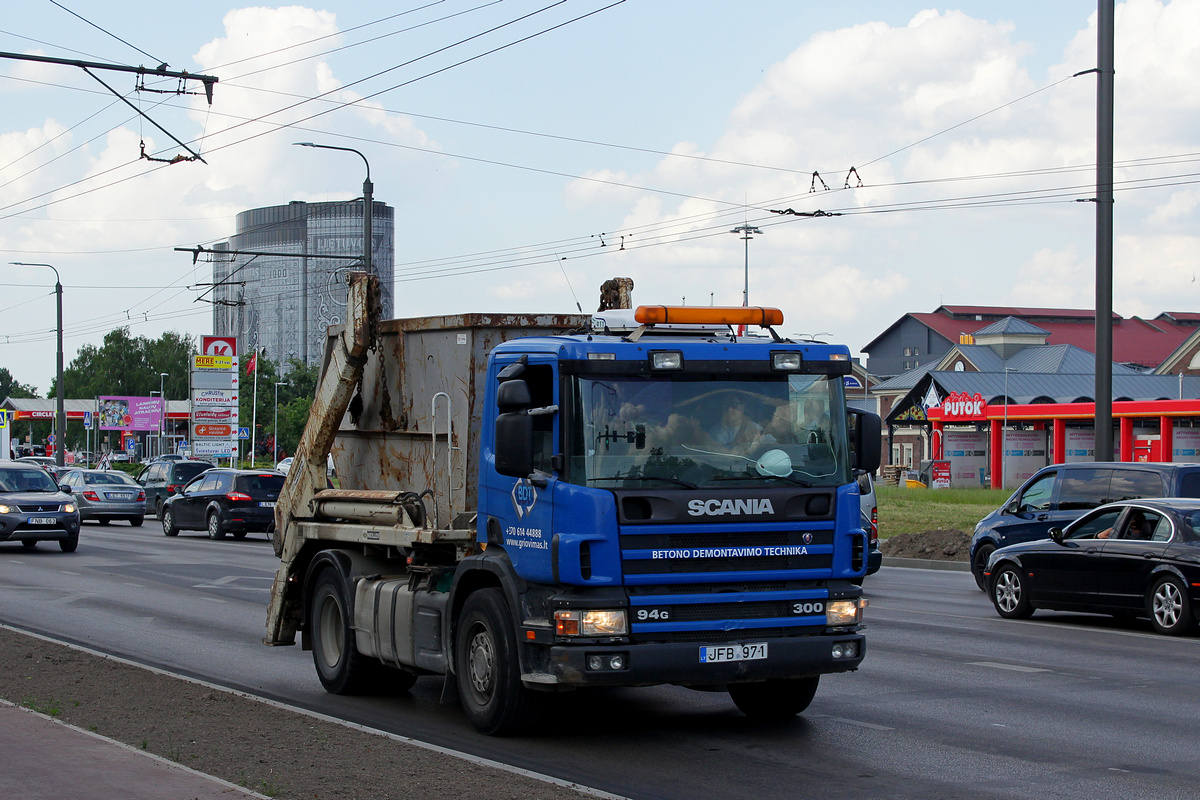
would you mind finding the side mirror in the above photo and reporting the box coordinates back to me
[1048,527,1064,544]
[59,484,73,494]
[494,379,534,479]
[847,409,882,473]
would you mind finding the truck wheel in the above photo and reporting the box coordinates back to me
[1148,575,1193,635]
[991,564,1034,619]
[310,568,377,694]
[161,509,179,537]
[207,511,226,540]
[455,588,544,735]
[728,676,819,720]
[971,544,996,591]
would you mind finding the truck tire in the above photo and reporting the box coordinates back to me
[455,588,544,735]
[728,676,819,720]
[310,568,378,694]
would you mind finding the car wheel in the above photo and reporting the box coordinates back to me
[59,535,78,553]
[231,530,247,540]
[207,511,226,540]
[161,508,179,537]
[129,516,144,527]
[991,564,1034,619]
[20,540,36,549]
[97,518,110,526]
[455,587,545,735]
[155,499,164,521]
[972,543,996,592]
[309,568,382,694]
[1148,575,1194,635]
[728,676,820,720]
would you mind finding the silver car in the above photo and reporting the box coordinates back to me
[58,469,146,526]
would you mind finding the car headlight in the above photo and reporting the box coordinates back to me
[63,503,77,514]
[0,504,13,514]
[554,609,628,637]
[826,598,864,626]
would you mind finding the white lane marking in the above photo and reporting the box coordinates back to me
[0,622,630,800]
[192,575,273,590]
[969,662,1051,673]
[59,570,81,575]
[811,714,894,731]
[200,596,226,603]
[870,605,1200,645]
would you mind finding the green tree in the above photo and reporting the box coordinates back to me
[0,366,38,400]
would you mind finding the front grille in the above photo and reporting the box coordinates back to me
[17,504,64,513]
[669,600,797,621]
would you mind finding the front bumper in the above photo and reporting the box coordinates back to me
[1,515,80,542]
[529,632,865,688]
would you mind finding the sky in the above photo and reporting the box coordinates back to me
[2,1,1199,394]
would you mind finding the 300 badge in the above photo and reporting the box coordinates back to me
[791,601,825,615]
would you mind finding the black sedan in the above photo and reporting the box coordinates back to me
[985,498,1200,635]
[161,468,283,540]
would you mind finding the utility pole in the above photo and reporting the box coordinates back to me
[1094,0,1115,461]
[730,225,763,306]
[11,262,65,466]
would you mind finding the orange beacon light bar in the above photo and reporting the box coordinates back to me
[634,305,785,327]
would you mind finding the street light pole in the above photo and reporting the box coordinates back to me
[273,381,287,465]
[11,262,65,466]
[294,142,373,276]
[729,225,762,306]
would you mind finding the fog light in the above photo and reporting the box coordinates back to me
[650,351,683,370]
[843,642,857,658]
[609,655,625,670]
[832,643,845,658]
[587,655,603,671]
[772,352,802,371]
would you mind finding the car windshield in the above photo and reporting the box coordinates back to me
[0,468,59,493]
[85,472,137,486]
[568,373,849,488]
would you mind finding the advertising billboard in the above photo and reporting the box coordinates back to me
[98,396,163,431]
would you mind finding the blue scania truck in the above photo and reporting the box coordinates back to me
[266,274,881,734]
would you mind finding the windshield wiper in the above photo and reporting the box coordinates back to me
[588,475,699,489]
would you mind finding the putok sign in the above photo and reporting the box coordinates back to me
[940,391,987,421]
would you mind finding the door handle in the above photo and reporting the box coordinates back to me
[1142,552,1157,559]
[1085,547,1098,554]
[1037,514,1049,521]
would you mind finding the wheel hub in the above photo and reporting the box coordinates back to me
[468,629,495,695]
[1154,583,1182,627]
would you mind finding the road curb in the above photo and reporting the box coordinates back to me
[881,556,969,572]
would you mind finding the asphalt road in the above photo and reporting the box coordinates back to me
[2,523,1199,800]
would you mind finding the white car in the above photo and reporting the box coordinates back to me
[275,457,293,475]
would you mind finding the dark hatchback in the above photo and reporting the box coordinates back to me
[161,469,284,540]
[985,498,1200,635]
[135,459,215,520]
[0,461,81,552]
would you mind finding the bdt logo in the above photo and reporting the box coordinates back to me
[511,479,538,519]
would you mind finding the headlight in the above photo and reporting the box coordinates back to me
[554,609,628,636]
[649,351,683,370]
[826,599,864,626]
[771,352,802,371]
[63,503,77,514]
[0,504,13,514]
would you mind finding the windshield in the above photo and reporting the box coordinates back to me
[568,373,850,488]
[0,468,59,493]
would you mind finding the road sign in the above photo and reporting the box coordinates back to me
[238,427,250,440]
[47,434,55,444]
[83,411,92,430]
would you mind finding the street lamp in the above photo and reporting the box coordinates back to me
[11,262,65,466]
[149,391,161,462]
[159,372,169,458]
[273,381,287,465]
[293,142,373,276]
[1002,367,1018,489]
[729,225,762,306]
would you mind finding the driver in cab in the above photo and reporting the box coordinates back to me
[706,394,774,453]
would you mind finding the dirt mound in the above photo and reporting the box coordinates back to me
[880,529,971,561]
